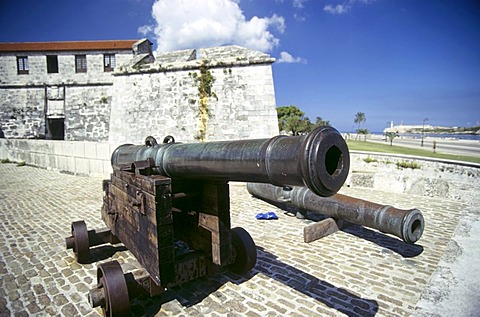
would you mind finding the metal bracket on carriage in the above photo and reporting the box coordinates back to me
[128,190,146,216]
[134,158,155,176]
[114,157,155,176]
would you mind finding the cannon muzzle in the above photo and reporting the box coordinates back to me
[247,183,424,244]
[111,126,350,197]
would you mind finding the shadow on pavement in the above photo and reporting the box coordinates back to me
[128,246,378,316]
[87,245,129,264]
[342,225,424,258]
[258,198,424,258]
[300,210,424,258]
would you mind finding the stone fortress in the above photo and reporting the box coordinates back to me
[0,39,279,143]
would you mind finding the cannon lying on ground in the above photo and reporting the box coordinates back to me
[65,126,350,316]
[246,183,425,245]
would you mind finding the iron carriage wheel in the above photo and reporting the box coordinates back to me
[96,260,130,317]
[229,227,257,274]
[71,220,89,264]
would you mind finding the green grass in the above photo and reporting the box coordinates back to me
[363,156,378,163]
[396,161,421,169]
[347,140,480,164]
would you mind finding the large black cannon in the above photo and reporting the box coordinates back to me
[111,126,350,197]
[247,183,424,245]
[65,126,350,316]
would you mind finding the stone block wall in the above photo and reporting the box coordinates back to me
[64,85,112,141]
[109,46,279,144]
[0,138,119,177]
[0,87,45,138]
[0,85,112,141]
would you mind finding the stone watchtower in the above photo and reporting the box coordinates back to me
[108,45,279,144]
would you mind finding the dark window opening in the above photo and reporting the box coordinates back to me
[47,55,59,73]
[75,55,87,73]
[17,56,29,74]
[46,118,64,140]
[104,54,116,72]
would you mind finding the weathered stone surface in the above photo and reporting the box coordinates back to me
[109,45,278,144]
[346,151,480,202]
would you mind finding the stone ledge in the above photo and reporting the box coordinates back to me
[346,151,480,205]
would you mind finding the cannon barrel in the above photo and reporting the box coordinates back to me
[111,126,350,197]
[246,183,424,244]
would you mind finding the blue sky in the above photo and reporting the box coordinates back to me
[1,0,479,132]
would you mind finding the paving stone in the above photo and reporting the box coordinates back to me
[37,294,51,307]
[53,294,69,306]
[61,303,79,316]
[8,290,20,301]
[26,302,42,315]
[9,300,24,312]
[0,298,11,316]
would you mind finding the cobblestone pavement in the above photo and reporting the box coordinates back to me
[0,163,474,316]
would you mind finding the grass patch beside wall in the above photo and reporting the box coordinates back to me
[347,140,480,164]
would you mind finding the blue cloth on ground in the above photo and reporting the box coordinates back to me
[256,211,278,220]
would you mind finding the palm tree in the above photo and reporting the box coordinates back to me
[385,132,397,146]
[354,112,366,140]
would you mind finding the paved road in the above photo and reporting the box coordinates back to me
[0,163,478,316]
[368,135,480,157]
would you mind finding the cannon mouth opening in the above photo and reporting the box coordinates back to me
[325,145,343,176]
[403,211,424,244]
[410,219,423,237]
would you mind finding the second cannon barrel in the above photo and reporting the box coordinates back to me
[111,126,350,197]
[246,183,425,244]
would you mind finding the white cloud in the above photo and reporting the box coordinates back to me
[138,0,285,53]
[277,51,307,64]
[324,3,351,15]
[293,0,308,9]
[137,25,153,36]
[293,13,306,22]
[324,0,376,15]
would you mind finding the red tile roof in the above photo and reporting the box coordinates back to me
[0,40,138,52]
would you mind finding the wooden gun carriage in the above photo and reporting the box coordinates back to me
[65,126,350,316]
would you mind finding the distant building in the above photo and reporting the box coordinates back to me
[0,40,279,143]
[0,39,152,140]
[383,122,434,134]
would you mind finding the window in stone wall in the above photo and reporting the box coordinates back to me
[46,55,59,73]
[17,56,29,74]
[104,54,116,72]
[75,55,87,73]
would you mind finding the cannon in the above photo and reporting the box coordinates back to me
[246,183,424,245]
[111,125,350,197]
[65,126,350,316]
